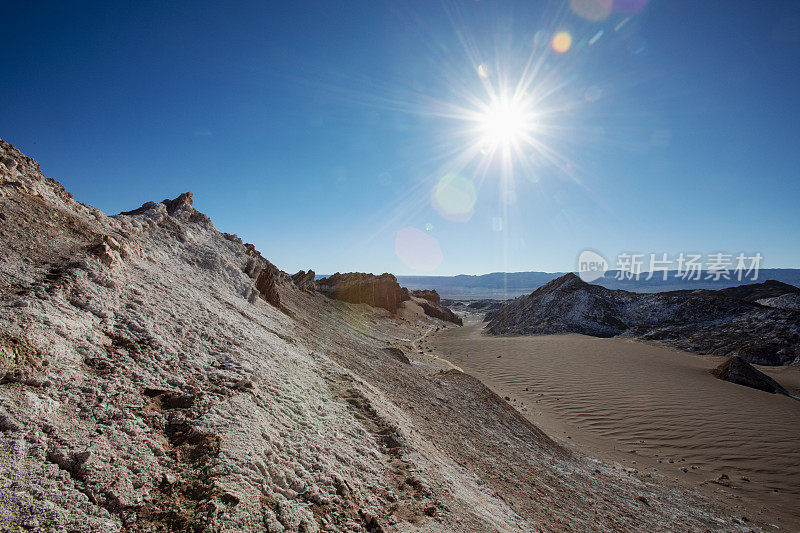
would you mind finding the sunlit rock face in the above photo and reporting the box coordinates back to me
[485,273,800,365]
[317,272,410,313]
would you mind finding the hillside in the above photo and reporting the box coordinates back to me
[0,139,751,531]
[485,273,800,365]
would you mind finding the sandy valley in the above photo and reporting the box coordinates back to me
[420,314,800,530]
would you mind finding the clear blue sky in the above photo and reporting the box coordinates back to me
[2,1,799,275]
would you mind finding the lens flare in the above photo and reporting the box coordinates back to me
[615,17,630,31]
[477,63,491,79]
[570,0,612,21]
[584,85,603,102]
[589,29,604,46]
[395,226,443,271]
[432,173,477,221]
[551,32,572,54]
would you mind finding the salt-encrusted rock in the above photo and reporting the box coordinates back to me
[757,293,800,312]
[92,234,135,267]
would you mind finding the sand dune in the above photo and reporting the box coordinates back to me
[423,316,800,530]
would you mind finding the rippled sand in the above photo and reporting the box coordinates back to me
[423,316,800,529]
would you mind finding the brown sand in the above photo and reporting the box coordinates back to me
[421,315,800,530]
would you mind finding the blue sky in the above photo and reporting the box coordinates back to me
[2,1,799,275]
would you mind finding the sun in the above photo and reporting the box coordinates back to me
[477,98,536,148]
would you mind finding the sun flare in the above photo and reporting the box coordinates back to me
[478,99,536,147]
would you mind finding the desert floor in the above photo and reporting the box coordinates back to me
[418,314,800,531]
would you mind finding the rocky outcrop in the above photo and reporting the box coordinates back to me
[486,273,800,365]
[162,191,194,215]
[231,239,290,311]
[291,270,316,292]
[384,346,410,364]
[318,275,461,324]
[414,298,463,326]
[317,272,410,313]
[411,289,441,305]
[486,274,629,337]
[255,266,281,308]
[710,356,791,396]
[120,191,211,228]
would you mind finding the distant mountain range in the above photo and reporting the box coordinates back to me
[395,269,800,300]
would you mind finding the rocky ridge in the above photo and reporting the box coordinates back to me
[485,273,800,365]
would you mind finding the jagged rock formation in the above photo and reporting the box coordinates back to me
[255,266,281,308]
[239,239,287,310]
[316,272,410,313]
[486,273,800,365]
[710,356,791,396]
[0,139,753,531]
[291,270,316,292]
